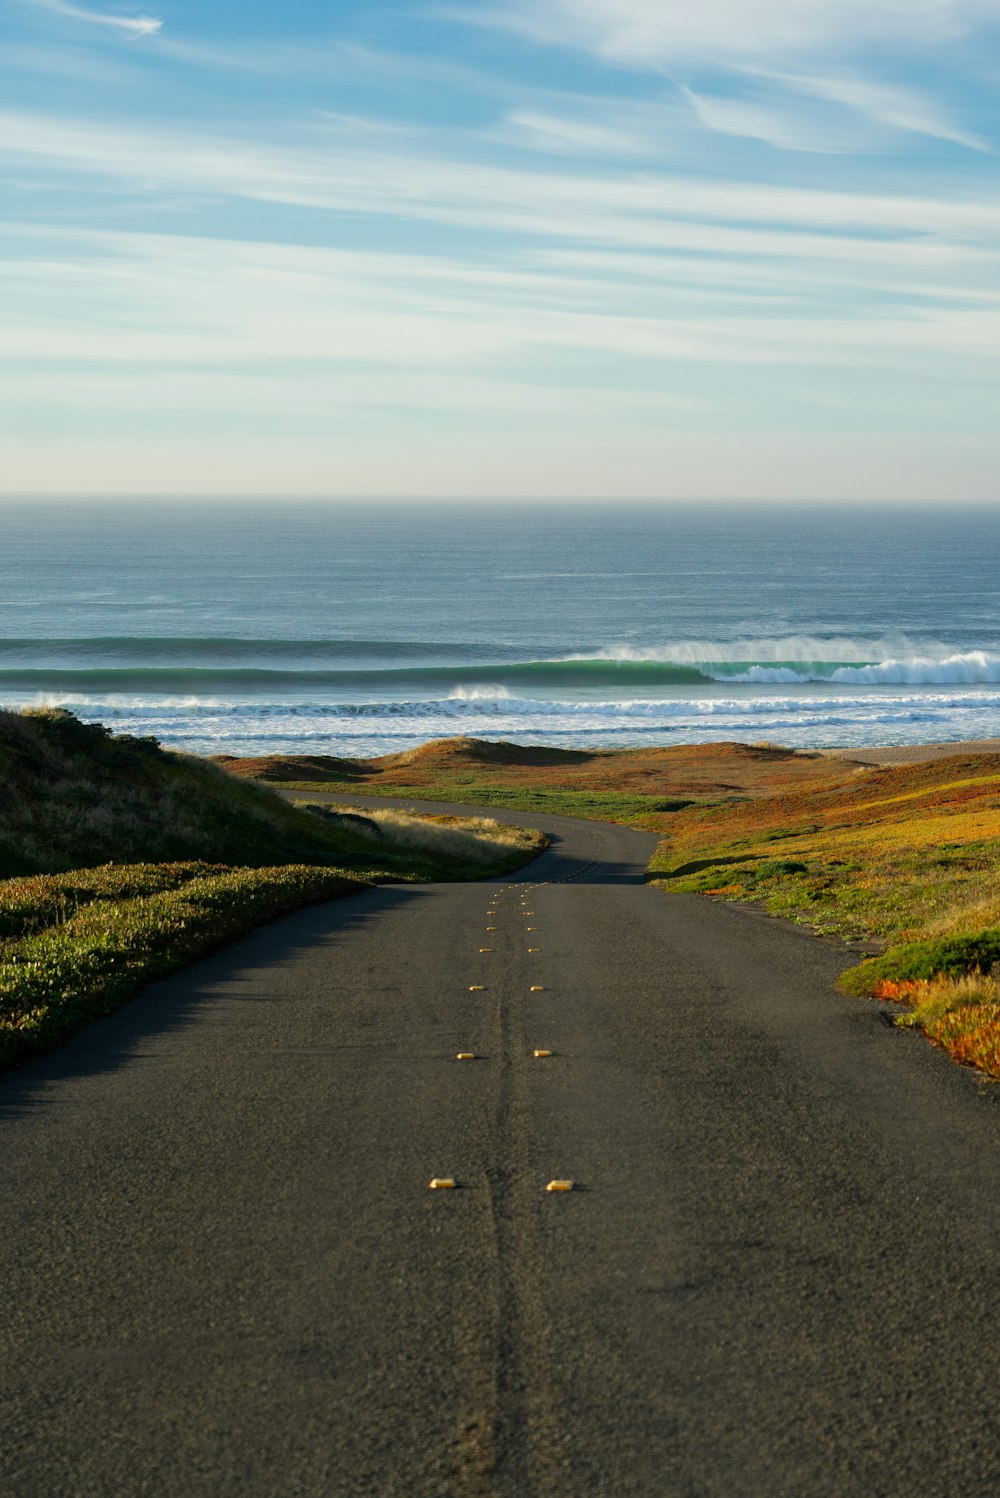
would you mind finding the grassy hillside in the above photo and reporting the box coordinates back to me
[0,710,542,882]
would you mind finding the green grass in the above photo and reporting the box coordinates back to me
[0,863,365,1071]
[839,927,1000,996]
[648,841,1000,947]
[281,779,674,825]
[0,708,374,876]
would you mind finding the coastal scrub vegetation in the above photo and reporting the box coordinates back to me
[201,732,1000,1082]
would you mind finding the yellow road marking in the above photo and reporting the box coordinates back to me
[455,1052,476,1061]
[546,1179,574,1193]
[533,1049,553,1058]
[529,985,544,992]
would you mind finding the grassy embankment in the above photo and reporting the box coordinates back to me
[646,753,1000,1079]
[224,736,1000,1083]
[0,711,545,1070]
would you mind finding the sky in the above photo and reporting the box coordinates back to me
[2,0,1000,499]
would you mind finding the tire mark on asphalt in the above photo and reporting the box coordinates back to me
[447,884,572,1497]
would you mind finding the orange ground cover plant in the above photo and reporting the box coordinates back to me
[874,978,924,1002]
[924,1005,1000,1080]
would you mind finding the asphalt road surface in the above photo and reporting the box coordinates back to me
[2,799,999,1497]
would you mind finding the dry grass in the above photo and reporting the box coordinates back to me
[923,1004,1000,1079]
[299,803,545,866]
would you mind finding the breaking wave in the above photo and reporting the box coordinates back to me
[2,635,1000,690]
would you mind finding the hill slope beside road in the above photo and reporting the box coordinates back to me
[2,802,999,1496]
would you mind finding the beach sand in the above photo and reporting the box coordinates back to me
[820,738,1000,766]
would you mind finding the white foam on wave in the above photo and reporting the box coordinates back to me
[569,638,1000,684]
[720,653,1000,685]
[448,685,514,701]
[576,635,914,666]
[832,652,1000,685]
[12,687,1000,720]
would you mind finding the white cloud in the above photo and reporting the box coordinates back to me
[4,222,1000,386]
[3,106,1000,497]
[5,427,1000,500]
[499,110,646,156]
[680,87,854,153]
[473,0,998,66]
[680,72,990,154]
[466,0,996,155]
[28,0,161,37]
[747,68,991,151]
[4,107,1000,249]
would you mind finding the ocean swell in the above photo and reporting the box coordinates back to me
[5,648,1000,694]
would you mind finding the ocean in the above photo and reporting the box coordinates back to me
[2,499,1000,758]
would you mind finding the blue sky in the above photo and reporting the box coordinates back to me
[3,0,1000,498]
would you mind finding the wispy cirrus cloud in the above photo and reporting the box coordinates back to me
[462,0,997,153]
[495,110,650,156]
[679,87,858,154]
[26,0,161,37]
[681,70,991,154]
[746,68,992,151]
[4,222,999,390]
[469,0,998,66]
[3,106,999,245]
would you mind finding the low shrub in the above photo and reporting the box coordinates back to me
[0,864,364,1071]
[0,862,225,939]
[864,974,1000,1080]
[840,927,1000,996]
[923,1003,1000,1079]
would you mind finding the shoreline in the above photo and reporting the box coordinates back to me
[818,737,1000,766]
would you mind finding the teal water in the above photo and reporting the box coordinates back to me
[1,499,999,755]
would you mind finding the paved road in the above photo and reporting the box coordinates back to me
[2,800,999,1497]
